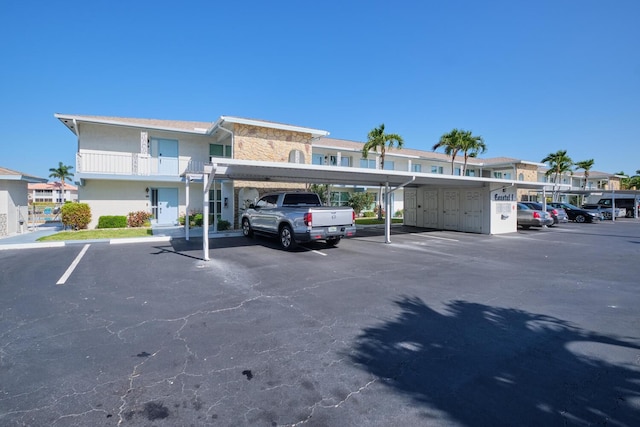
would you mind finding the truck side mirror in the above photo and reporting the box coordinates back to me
[249,203,256,209]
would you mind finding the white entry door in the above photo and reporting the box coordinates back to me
[404,189,417,226]
[422,190,439,228]
[443,190,459,230]
[463,190,483,233]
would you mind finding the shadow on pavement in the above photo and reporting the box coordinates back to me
[348,296,640,426]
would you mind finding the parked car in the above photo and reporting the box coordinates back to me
[241,192,356,250]
[521,202,568,225]
[547,202,601,223]
[582,196,638,218]
[581,203,624,220]
[517,203,554,229]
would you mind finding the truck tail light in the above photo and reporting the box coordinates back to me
[304,212,312,226]
[533,211,541,219]
[352,210,356,224]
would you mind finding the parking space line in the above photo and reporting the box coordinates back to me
[411,233,459,242]
[56,244,90,285]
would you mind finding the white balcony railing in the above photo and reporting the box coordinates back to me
[76,152,208,176]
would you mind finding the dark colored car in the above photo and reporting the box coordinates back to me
[521,202,569,225]
[547,202,600,223]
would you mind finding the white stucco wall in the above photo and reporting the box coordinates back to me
[488,183,517,234]
[0,180,28,236]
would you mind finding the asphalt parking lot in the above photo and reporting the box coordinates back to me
[1,221,640,426]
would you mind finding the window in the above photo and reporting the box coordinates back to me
[383,161,395,171]
[312,154,324,165]
[328,155,337,166]
[209,188,222,219]
[465,169,476,177]
[340,156,351,167]
[210,144,231,158]
[454,167,461,176]
[431,165,443,174]
[503,173,512,180]
[256,195,278,208]
[518,173,524,181]
[330,191,351,207]
[493,172,503,179]
[412,163,422,173]
[360,158,377,169]
[288,149,305,164]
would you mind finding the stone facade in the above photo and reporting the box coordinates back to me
[0,213,7,236]
[515,163,540,201]
[232,123,311,190]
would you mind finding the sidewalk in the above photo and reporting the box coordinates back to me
[0,223,242,250]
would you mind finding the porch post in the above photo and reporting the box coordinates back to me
[185,177,190,241]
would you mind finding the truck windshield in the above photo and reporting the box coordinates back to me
[282,194,322,206]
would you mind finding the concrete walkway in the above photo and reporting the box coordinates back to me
[0,223,242,250]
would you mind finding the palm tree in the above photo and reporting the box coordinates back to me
[433,129,465,175]
[362,124,404,219]
[541,150,573,201]
[574,159,595,190]
[458,130,486,176]
[48,162,74,203]
[574,159,594,205]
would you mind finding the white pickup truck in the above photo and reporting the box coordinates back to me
[241,192,356,250]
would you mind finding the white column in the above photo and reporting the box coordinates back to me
[185,178,190,241]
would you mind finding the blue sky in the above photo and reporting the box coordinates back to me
[1,0,639,180]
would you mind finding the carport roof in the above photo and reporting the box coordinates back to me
[194,158,550,190]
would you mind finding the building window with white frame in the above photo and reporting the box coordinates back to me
[360,158,377,169]
[431,165,443,174]
[412,163,422,173]
[210,144,232,158]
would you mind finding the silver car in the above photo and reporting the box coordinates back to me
[517,203,554,229]
[521,202,569,225]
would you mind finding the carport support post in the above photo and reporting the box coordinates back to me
[203,165,215,261]
[385,182,391,244]
[185,177,190,241]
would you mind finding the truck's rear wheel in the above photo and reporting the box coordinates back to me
[279,225,297,250]
[242,218,254,238]
[326,237,341,247]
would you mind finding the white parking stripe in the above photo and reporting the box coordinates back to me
[411,233,459,242]
[56,244,90,285]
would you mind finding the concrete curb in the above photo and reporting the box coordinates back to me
[0,231,245,251]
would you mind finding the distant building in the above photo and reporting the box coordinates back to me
[28,182,78,203]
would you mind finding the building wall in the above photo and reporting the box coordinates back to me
[78,122,216,171]
[515,163,539,201]
[0,180,28,236]
[232,123,310,190]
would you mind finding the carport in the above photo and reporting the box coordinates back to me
[185,159,548,260]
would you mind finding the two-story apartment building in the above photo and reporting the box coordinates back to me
[55,113,623,231]
[55,114,328,229]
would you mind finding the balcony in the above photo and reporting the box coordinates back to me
[76,152,207,177]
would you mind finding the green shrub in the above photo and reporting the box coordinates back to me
[127,211,152,228]
[97,216,127,228]
[347,192,375,215]
[217,219,231,231]
[61,203,91,230]
[394,210,404,218]
[179,213,204,227]
[363,211,376,217]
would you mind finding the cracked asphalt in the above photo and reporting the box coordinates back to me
[1,222,640,426]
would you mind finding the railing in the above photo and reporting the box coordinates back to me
[76,152,208,176]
